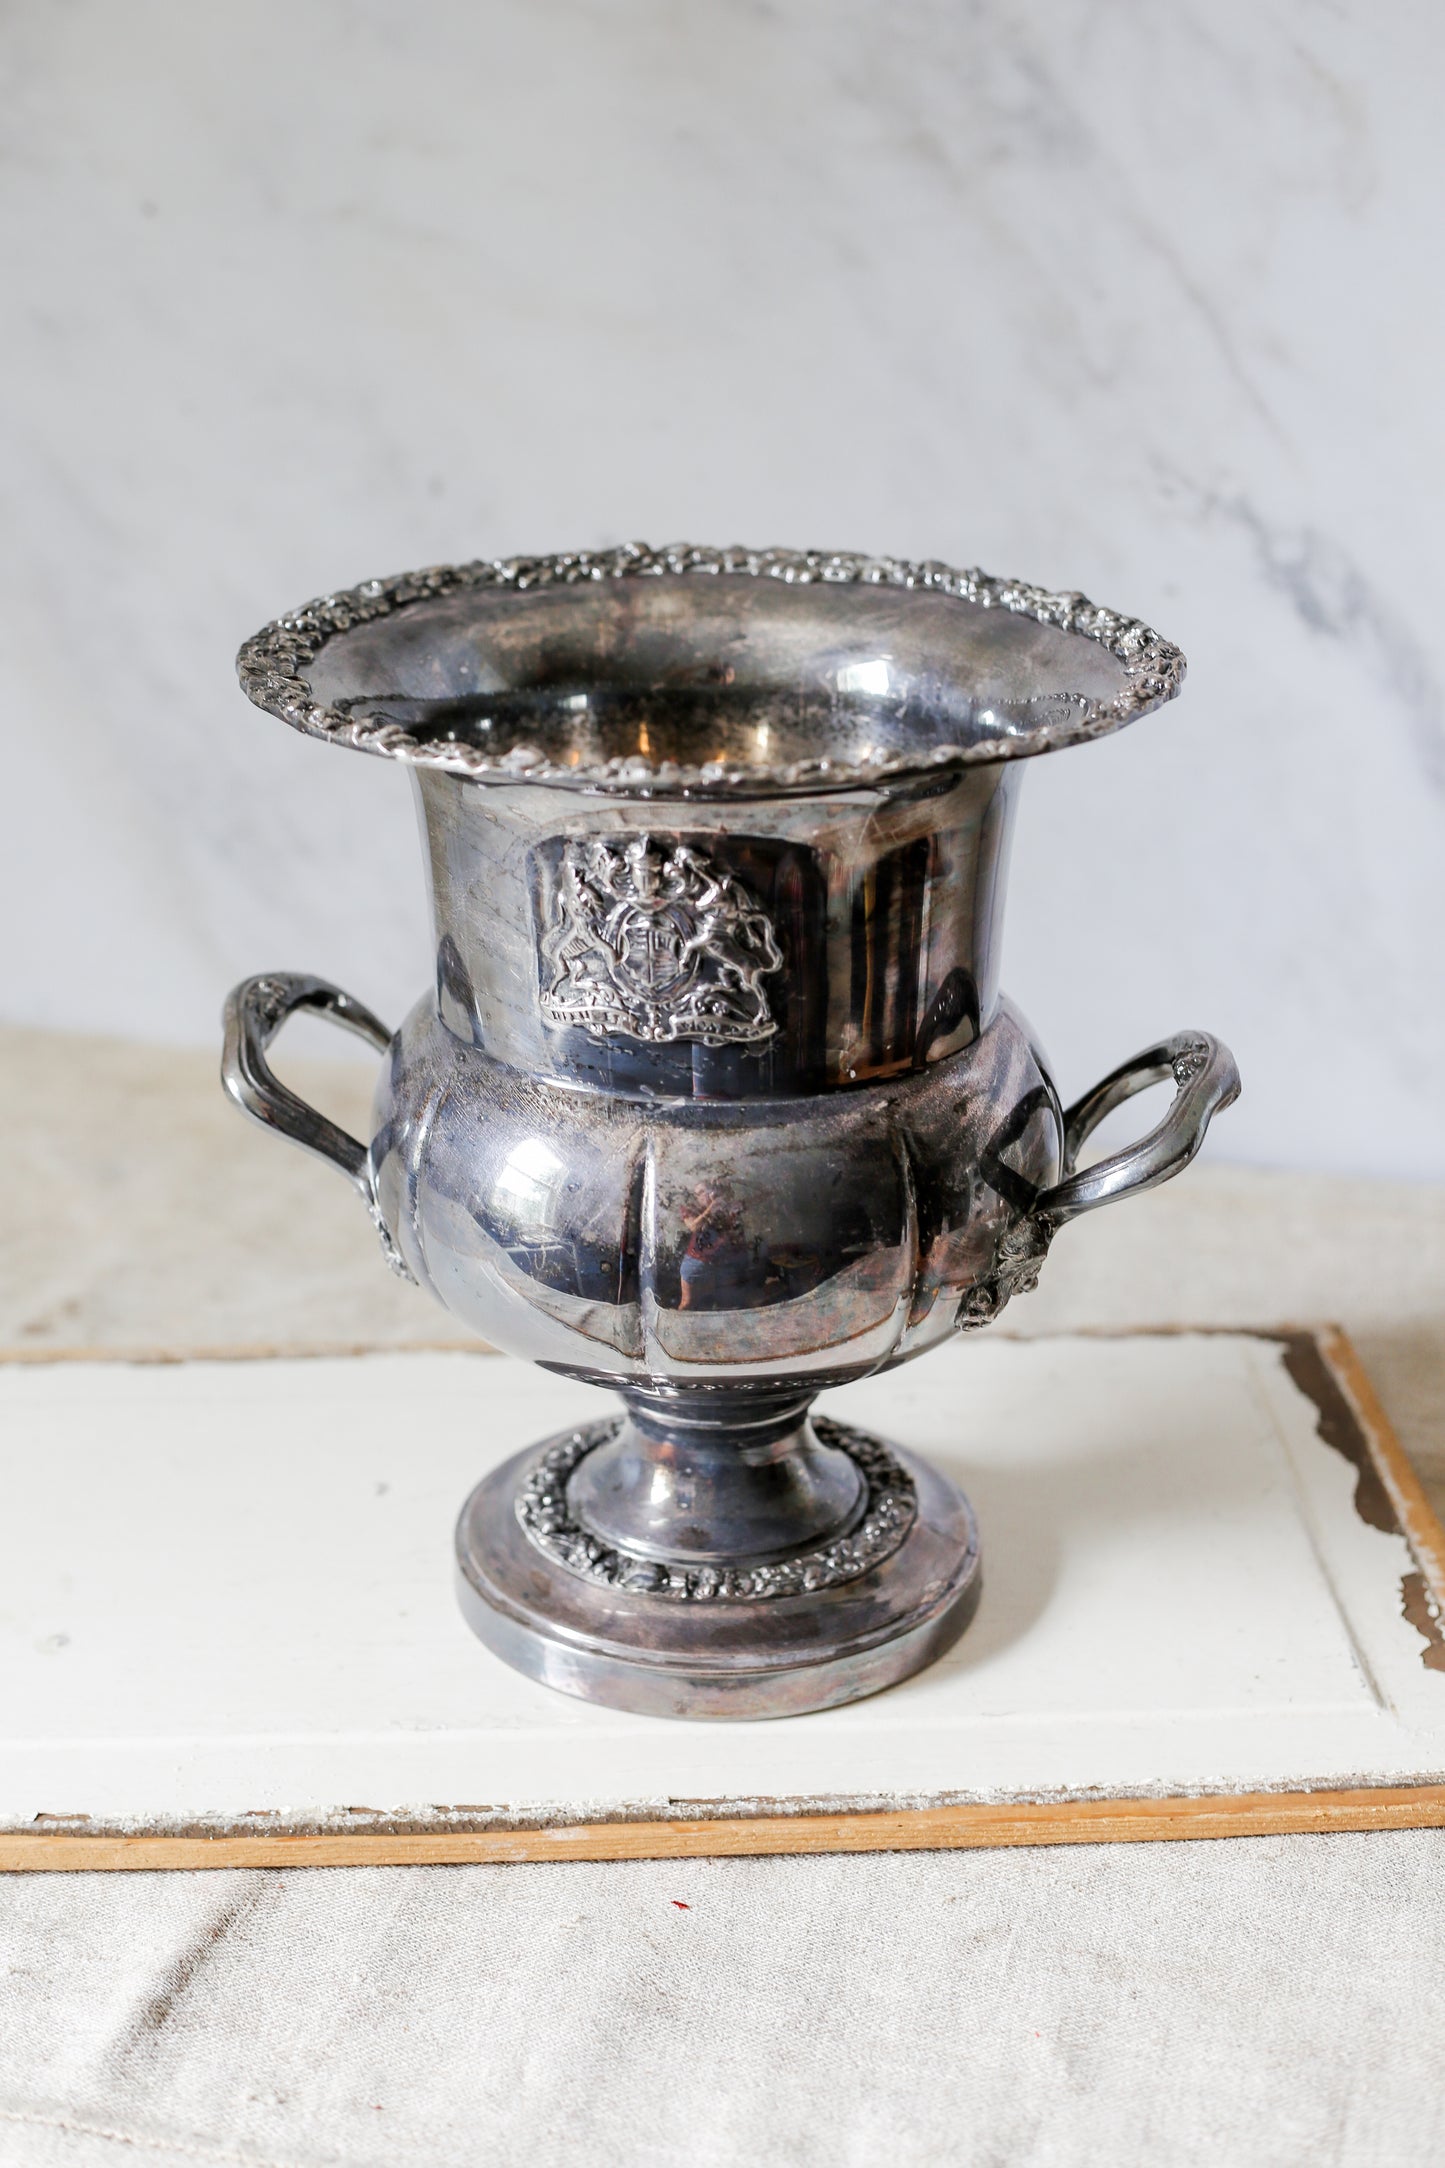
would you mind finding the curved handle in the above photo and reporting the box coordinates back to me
[221,973,413,1279]
[1033,1031,1240,1226]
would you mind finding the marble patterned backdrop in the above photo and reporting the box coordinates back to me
[3,0,1440,1176]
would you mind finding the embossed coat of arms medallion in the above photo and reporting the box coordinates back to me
[539,835,783,1048]
[223,544,1239,1718]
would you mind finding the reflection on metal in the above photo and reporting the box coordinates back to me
[223,548,1238,1719]
[515,1414,916,1601]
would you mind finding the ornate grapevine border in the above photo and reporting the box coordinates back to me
[236,542,1186,797]
[516,1413,917,1601]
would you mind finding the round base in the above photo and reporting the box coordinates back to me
[455,1423,981,1720]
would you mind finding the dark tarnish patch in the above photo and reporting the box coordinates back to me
[1401,1573,1445,1674]
[1279,1332,1397,1535]
[1280,1333,1445,1675]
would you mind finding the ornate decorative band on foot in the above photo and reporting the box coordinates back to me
[516,1416,917,1602]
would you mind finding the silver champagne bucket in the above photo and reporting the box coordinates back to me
[223,544,1239,1717]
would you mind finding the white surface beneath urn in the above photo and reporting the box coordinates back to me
[2,1330,1443,1852]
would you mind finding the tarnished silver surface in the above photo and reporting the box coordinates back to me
[237,542,1185,795]
[222,547,1238,1718]
[220,973,413,1281]
[455,1435,980,1721]
[513,1414,915,1601]
[414,756,1021,1097]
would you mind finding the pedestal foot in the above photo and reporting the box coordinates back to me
[455,1393,981,1720]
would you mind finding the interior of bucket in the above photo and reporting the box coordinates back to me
[301,574,1138,778]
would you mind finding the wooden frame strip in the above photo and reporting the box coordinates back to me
[1320,1325,1445,1608]
[5,1785,1445,1872]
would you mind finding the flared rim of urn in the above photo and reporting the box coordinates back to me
[236,542,1186,798]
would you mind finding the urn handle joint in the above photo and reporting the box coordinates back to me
[1035,1030,1241,1226]
[220,972,413,1280]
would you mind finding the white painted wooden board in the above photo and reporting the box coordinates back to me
[1,1333,1441,1830]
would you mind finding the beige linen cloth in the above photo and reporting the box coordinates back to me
[2,1028,1443,2168]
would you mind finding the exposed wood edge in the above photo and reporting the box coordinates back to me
[5,1786,1445,1872]
[1321,1326,1445,1610]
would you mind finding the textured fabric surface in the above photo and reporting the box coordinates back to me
[2,1029,1444,2164]
[3,1839,1445,2168]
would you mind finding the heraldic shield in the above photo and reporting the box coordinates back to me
[539,834,784,1048]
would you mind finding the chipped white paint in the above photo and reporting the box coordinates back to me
[0,1334,1440,1828]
